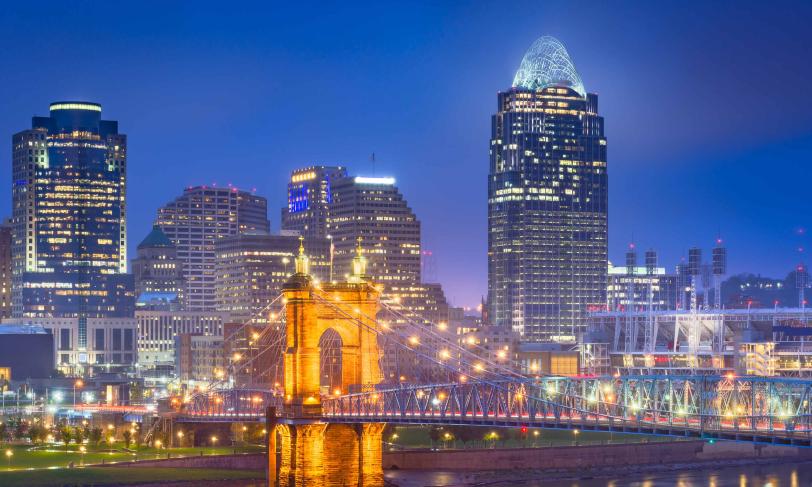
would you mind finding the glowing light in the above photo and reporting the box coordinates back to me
[50,102,102,112]
[496,350,506,359]
[437,321,447,331]
[355,176,395,185]
[232,353,242,361]
[473,363,484,372]
[512,36,586,97]
[439,349,450,360]
[408,336,420,346]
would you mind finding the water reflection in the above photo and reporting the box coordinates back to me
[386,463,812,486]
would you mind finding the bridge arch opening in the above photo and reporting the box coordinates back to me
[320,328,343,396]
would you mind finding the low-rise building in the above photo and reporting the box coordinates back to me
[136,310,226,376]
[175,334,225,382]
[1,317,135,375]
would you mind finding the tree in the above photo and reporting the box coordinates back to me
[27,424,44,445]
[13,420,27,441]
[60,426,72,451]
[122,429,132,449]
[449,426,479,446]
[73,427,85,445]
[89,427,103,447]
[0,422,7,443]
[428,426,443,449]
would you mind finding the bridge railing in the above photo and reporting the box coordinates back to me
[322,375,812,441]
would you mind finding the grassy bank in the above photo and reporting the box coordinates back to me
[0,443,264,471]
[0,467,263,487]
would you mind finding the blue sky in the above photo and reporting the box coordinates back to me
[1,1,811,307]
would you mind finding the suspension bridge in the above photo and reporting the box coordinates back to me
[165,241,812,485]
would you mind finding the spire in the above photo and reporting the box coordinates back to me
[350,236,367,282]
[295,236,310,276]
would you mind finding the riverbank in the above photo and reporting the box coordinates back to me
[386,456,812,487]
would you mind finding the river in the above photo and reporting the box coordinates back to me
[385,461,812,486]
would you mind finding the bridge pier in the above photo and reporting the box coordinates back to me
[269,420,385,487]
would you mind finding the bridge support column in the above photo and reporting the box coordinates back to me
[358,423,386,485]
[273,421,385,487]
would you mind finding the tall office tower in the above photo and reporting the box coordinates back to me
[281,169,421,285]
[329,176,421,284]
[0,221,12,318]
[214,233,330,323]
[488,36,608,343]
[11,102,135,321]
[155,186,269,311]
[132,225,185,310]
[281,166,347,240]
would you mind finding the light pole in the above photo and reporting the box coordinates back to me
[5,449,12,468]
[282,257,290,276]
[73,379,83,409]
[176,430,184,447]
[327,234,334,282]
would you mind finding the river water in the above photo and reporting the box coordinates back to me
[385,461,812,486]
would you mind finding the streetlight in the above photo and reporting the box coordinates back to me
[79,446,86,466]
[5,449,12,467]
[282,257,290,276]
[573,429,580,446]
[176,430,184,447]
[211,435,218,447]
[73,379,84,408]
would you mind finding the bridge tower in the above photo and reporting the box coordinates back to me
[270,238,385,487]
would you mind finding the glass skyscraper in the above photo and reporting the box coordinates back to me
[488,37,608,343]
[155,186,270,311]
[11,102,134,325]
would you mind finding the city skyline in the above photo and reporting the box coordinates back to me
[1,2,811,309]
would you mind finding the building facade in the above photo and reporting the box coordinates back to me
[488,37,608,343]
[281,166,347,240]
[175,334,225,382]
[1,316,136,375]
[0,221,11,318]
[132,225,185,310]
[155,186,270,311]
[215,233,329,324]
[135,310,226,375]
[282,168,421,285]
[11,102,135,323]
[607,263,678,312]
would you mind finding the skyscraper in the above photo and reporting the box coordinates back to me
[155,186,270,311]
[488,37,608,342]
[282,169,421,284]
[0,220,11,319]
[132,225,185,309]
[214,233,330,323]
[11,102,134,320]
[282,166,347,240]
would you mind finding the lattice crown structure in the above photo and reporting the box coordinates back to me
[512,36,586,97]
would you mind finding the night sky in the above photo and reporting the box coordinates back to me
[1,1,811,308]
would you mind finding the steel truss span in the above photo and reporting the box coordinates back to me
[322,376,812,447]
[179,388,281,422]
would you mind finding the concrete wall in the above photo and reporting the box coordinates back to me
[105,453,265,470]
[383,442,706,470]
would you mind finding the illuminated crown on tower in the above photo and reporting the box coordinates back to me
[349,237,367,283]
[294,236,310,276]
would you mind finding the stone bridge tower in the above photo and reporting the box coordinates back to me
[269,239,385,486]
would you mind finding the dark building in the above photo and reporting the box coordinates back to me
[281,166,347,240]
[488,37,608,343]
[155,186,270,311]
[132,225,185,310]
[11,102,135,326]
[0,324,54,379]
[0,220,11,318]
